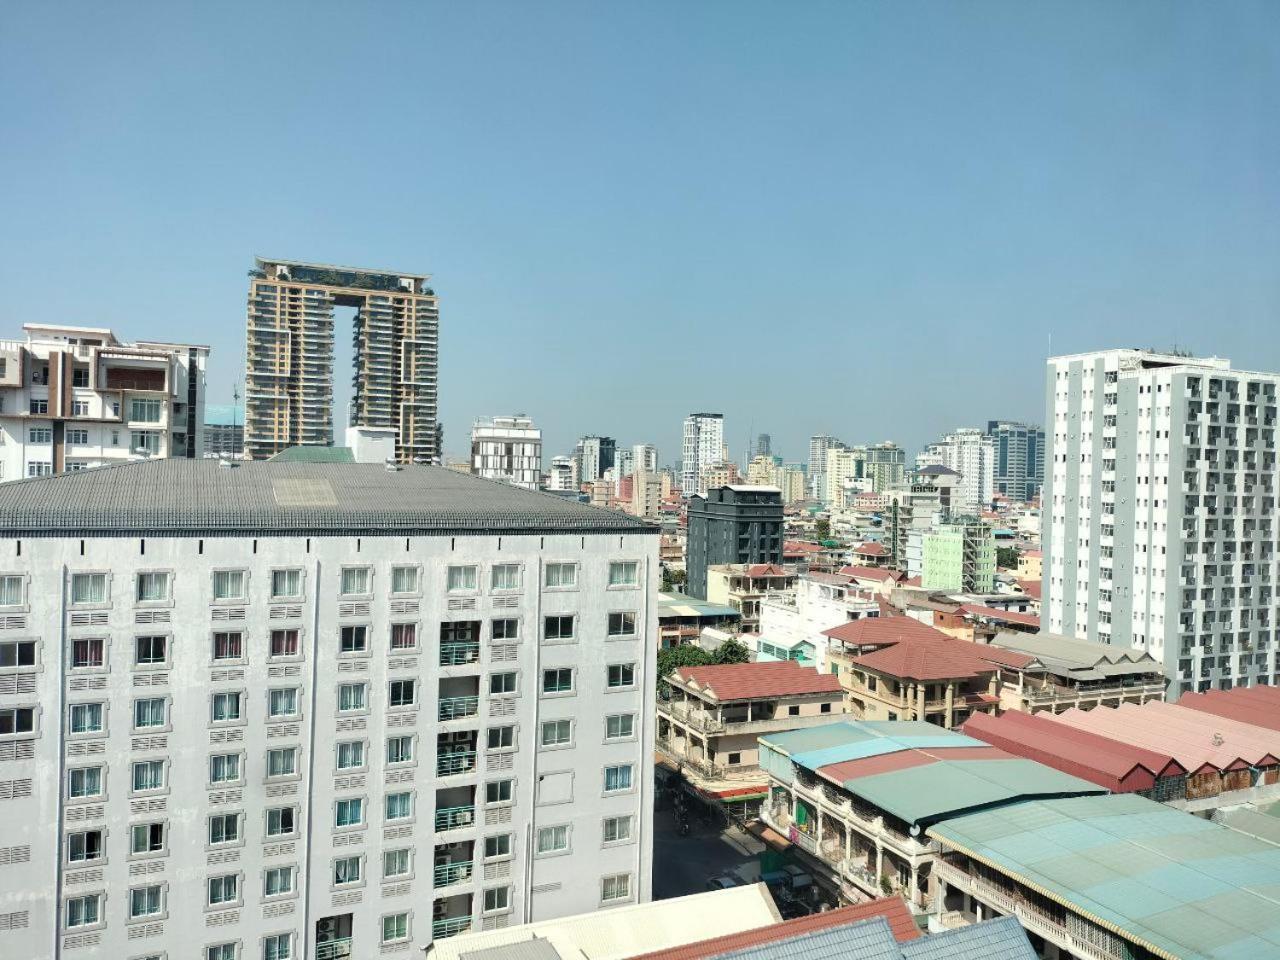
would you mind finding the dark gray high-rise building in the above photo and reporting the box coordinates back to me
[576,435,616,481]
[987,420,1045,501]
[685,485,784,599]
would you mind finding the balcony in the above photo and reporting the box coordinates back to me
[439,696,479,721]
[432,917,472,940]
[315,939,352,960]
[434,860,474,888]
[434,805,476,832]
[436,751,477,777]
[440,642,481,667]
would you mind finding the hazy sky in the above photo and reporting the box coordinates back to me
[2,2,1276,465]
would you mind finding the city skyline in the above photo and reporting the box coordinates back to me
[1,3,1275,462]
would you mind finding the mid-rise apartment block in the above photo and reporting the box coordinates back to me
[864,442,906,493]
[0,458,656,960]
[0,323,207,481]
[685,486,784,600]
[681,414,724,496]
[922,519,995,593]
[576,436,616,484]
[985,421,1044,502]
[471,416,542,489]
[1044,348,1280,697]
[808,435,843,503]
[245,258,440,463]
[917,429,994,516]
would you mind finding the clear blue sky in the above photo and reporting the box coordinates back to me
[1,2,1276,465]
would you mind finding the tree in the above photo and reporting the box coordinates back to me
[814,518,831,540]
[996,546,1021,570]
[660,567,687,592]
[712,637,750,665]
[656,643,713,696]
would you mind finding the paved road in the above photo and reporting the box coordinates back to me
[652,809,766,900]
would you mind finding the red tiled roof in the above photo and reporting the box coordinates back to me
[1022,549,1043,559]
[745,563,788,578]
[838,565,903,584]
[852,541,888,557]
[851,643,997,681]
[902,575,922,587]
[627,897,919,960]
[823,616,949,647]
[783,540,823,554]
[1015,578,1042,600]
[672,660,842,701]
[959,604,1040,627]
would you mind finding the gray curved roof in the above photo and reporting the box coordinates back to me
[0,459,656,537]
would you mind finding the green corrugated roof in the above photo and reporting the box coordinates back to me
[928,794,1280,960]
[657,592,741,619]
[269,445,355,463]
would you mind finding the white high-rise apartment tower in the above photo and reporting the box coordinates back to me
[470,416,542,489]
[1044,349,1279,696]
[631,444,658,475]
[917,428,994,516]
[680,413,723,496]
[0,459,657,960]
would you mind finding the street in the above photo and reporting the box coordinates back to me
[651,808,767,900]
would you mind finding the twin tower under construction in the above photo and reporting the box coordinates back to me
[243,257,440,462]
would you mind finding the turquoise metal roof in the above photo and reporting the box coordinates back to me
[928,794,1280,960]
[760,722,873,755]
[763,719,989,769]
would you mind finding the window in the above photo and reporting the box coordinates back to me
[130,398,161,423]
[608,561,639,586]
[65,893,101,928]
[536,825,569,854]
[541,719,572,746]
[333,856,361,886]
[70,702,103,734]
[489,672,517,695]
[336,741,365,770]
[484,834,512,859]
[212,631,243,661]
[385,792,412,821]
[29,399,47,414]
[66,427,88,444]
[135,635,167,665]
[0,576,22,607]
[132,431,160,455]
[266,806,296,837]
[603,816,633,843]
[485,780,513,805]
[542,668,573,694]
[544,615,575,641]
[270,569,301,599]
[26,461,52,477]
[211,692,242,723]
[208,874,239,906]
[335,798,364,827]
[0,639,35,668]
[28,427,52,444]
[131,822,164,854]
[607,663,636,688]
[602,874,632,903]
[267,748,297,779]
[727,752,741,764]
[340,567,370,596]
[133,697,167,729]
[487,726,515,750]
[68,766,103,798]
[389,622,416,650]
[607,612,636,637]
[383,848,411,879]
[270,630,299,658]
[484,887,511,913]
[339,625,367,654]
[491,564,521,591]
[210,753,241,784]
[388,679,416,707]
[264,933,292,960]
[605,713,635,740]
[212,570,245,601]
[604,764,633,793]
[207,944,236,960]
[72,366,89,388]
[0,706,35,737]
[545,563,577,588]
[447,565,478,592]
[265,866,294,897]
[391,566,418,594]
[71,573,107,604]
[386,735,413,765]
[209,814,240,845]
[338,682,367,712]
[135,572,169,603]
[132,760,165,792]
[68,829,103,863]
[268,688,299,719]
[787,705,800,717]
[382,913,409,944]
[492,618,519,641]
[71,637,104,669]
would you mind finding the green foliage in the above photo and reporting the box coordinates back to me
[660,567,688,592]
[712,637,750,665]
[996,546,1021,570]
[815,518,831,540]
[656,643,713,696]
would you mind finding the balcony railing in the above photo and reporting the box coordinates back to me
[432,917,473,940]
[439,696,479,721]
[1022,679,1165,706]
[436,751,477,777]
[440,642,481,667]
[434,805,476,831]
[315,938,353,960]
[433,860,474,887]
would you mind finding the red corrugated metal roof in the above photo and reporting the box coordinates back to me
[817,745,1011,785]
[626,897,920,960]
[1015,578,1042,600]
[673,660,843,702]
[1179,688,1280,732]
[958,604,1040,628]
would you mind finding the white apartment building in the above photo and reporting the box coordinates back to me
[758,575,882,673]
[807,435,842,502]
[0,324,207,482]
[1044,349,1279,696]
[470,417,542,490]
[0,458,657,960]
[546,456,578,493]
[823,447,866,507]
[631,444,658,476]
[917,429,994,516]
[681,414,723,497]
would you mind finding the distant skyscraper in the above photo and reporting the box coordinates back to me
[808,434,843,501]
[615,447,635,478]
[986,420,1045,501]
[470,415,542,489]
[755,432,772,458]
[632,442,658,474]
[204,403,244,458]
[244,257,440,462]
[917,428,994,516]
[864,441,906,493]
[681,413,724,496]
[576,436,616,482]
